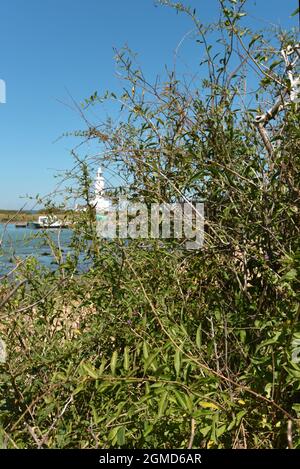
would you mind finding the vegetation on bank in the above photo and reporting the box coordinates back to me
[0,211,39,224]
[0,210,70,224]
[0,0,299,449]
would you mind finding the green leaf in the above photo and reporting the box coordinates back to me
[282,269,297,281]
[99,357,107,376]
[236,410,247,426]
[196,325,202,349]
[174,349,182,377]
[200,425,211,437]
[256,331,281,351]
[227,419,236,431]
[110,351,118,376]
[265,383,272,399]
[123,346,130,371]
[144,352,158,373]
[143,341,149,360]
[287,368,300,379]
[292,404,300,413]
[91,404,100,425]
[173,390,188,411]
[249,34,262,48]
[269,60,281,70]
[108,426,119,445]
[81,362,98,380]
[143,423,154,438]
[216,424,227,437]
[290,7,299,17]
[158,391,168,418]
[73,384,84,396]
[184,393,193,413]
[199,401,219,410]
[117,426,126,446]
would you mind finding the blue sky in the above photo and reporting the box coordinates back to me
[0,0,298,209]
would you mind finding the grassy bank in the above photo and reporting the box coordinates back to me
[0,210,68,224]
[0,211,39,224]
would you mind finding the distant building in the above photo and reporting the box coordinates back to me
[75,167,110,216]
[93,167,110,214]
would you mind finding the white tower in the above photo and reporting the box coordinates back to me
[95,167,104,196]
[94,167,110,212]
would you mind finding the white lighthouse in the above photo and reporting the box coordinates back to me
[94,167,110,213]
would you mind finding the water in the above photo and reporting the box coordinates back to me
[0,223,74,277]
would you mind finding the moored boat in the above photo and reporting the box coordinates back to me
[37,215,63,228]
[27,221,43,229]
[27,216,66,229]
[15,222,27,228]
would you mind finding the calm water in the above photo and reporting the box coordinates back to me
[0,224,74,277]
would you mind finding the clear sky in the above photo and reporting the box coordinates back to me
[0,0,298,209]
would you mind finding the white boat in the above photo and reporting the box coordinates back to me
[27,215,64,229]
[27,215,70,230]
[38,215,63,228]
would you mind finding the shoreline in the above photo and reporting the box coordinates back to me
[0,211,69,225]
